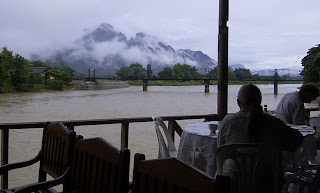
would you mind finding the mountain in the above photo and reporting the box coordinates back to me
[34,23,217,74]
[252,68,302,77]
[230,64,245,69]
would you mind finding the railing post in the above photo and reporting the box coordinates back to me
[143,79,148,91]
[121,123,129,149]
[204,79,210,93]
[1,129,9,189]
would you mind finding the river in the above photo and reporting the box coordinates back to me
[1,84,318,187]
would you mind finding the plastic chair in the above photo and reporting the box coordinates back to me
[215,143,280,193]
[310,117,320,130]
[132,153,230,193]
[151,116,178,158]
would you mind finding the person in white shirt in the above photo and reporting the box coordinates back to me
[275,83,319,125]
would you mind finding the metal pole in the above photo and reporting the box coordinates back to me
[217,0,229,120]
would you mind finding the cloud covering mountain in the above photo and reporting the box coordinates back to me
[35,23,217,74]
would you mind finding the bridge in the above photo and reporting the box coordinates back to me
[77,76,303,94]
[79,68,303,93]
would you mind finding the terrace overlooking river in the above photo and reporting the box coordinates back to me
[1,84,319,188]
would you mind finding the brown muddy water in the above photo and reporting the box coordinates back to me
[1,84,318,187]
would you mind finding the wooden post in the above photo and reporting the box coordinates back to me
[205,79,210,93]
[121,123,129,149]
[1,129,9,189]
[143,79,148,91]
[274,69,278,95]
[217,0,229,120]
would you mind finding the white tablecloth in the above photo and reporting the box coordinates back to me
[177,121,219,177]
[177,121,318,177]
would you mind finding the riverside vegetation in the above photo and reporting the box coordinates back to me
[2,44,319,93]
[0,47,74,93]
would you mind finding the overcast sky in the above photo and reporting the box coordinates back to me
[0,0,319,71]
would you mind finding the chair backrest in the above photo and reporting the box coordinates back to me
[151,116,177,158]
[309,117,320,164]
[132,153,230,193]
[215,143,279,193]
[39,122,76,182]
[69,137,130,193]
[310,117,320,130]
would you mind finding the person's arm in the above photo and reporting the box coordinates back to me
[278,120,303,152]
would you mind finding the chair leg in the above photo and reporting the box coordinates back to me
[298,183,305,193]
[282,182,290,193]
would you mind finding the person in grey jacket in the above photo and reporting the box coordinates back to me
[217,84,303,193]
[275,83,319,125]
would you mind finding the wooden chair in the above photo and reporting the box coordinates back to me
[0,122,77,193]
[215,143,280,193]
[68,137,130,193]
[131,153,230,193]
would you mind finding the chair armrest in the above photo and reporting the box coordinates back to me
[12,167,70,193]
[0,152,41,175]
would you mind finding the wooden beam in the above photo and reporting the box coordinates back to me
[217,0,229,120]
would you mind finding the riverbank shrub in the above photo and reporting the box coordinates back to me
[46,80,65,90]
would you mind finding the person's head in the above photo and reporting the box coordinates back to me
[298,83,319,103]
[237,84,263,142]
[237,84,262,111]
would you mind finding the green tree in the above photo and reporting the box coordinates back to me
[32,60,48,67]
[158,66,173,79]
[207,66,236,80]
[146,64,153,79]
[301,44,320,83]
[234,68,252,81]
[116,66,131,80]
[11,54,32,91]
[45,65,74,90]
[0,47,13,93]
[207,67,218,80]
[129,63,146,79]
[172,63,201,79]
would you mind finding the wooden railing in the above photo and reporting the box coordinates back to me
[0,114,219,189]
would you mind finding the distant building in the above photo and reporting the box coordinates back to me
[30,67,48,74]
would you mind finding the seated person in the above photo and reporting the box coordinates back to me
[217,84,303,193]
[275,83,319,125]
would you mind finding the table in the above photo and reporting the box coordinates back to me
[177,121,219,177]
[282,124,317,172]
[177,121,318,177]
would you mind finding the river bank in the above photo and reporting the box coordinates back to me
[70,79,129,90]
